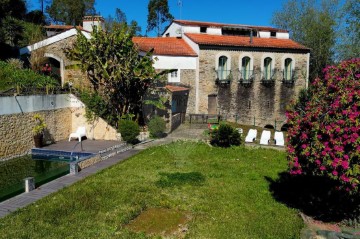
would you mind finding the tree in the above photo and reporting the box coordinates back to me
[337,0,360,60]
[272,0,340,80]
[286,58,360,192]
[46,0,96,25]
[147,0,173,36]
[0,0,26,21]
[65,27,166,127]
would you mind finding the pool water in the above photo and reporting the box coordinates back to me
[0,155,69,202]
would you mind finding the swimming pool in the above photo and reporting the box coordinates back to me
[31,149,95,163]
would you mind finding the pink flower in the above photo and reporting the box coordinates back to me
[315,160,321,165]
[320,166,326,171]
[332,170,338,176]
[301,144,307,149]
[340,175,350,182]
[341,161,349,169]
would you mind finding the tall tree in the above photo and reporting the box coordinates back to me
[272,0,340,80]
[65,27,165,126]
[337,0,360,60]
[46,0,96,25]
[105,8,142,36]
[147,0,173,36]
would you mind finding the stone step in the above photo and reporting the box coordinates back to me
[98,143,133,160]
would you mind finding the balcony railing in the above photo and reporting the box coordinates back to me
[261,70,276,86]
[239,70,254,85]
[282,70,295,85]
[216,70,232,84]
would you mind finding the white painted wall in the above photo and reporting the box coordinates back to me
[276,32,289,39]
[0,94,83,115]
[153,55,197,69]
[207,28,222,35]
[163,22,183,37]
[83,20,105,32]
[259,31,271,38]
[20,29,91,55]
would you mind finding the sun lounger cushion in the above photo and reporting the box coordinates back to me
[260,130,271,145]
[69,126,86,142]
[245,129,257,143]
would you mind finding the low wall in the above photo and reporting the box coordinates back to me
[0,109,72,159]
[0,94,120,160]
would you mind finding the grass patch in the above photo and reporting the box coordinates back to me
[0,141,303,238]
[126,208,189,237]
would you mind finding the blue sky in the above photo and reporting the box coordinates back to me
[28,0,286,36]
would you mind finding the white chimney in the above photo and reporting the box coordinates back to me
[82,16,105,32]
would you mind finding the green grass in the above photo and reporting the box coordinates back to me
[0,141,303,238]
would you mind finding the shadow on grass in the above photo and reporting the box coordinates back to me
[156,172,205,188]
[266,172,360,222]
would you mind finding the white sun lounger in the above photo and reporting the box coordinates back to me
[68,126,86,142]
[260,130,271,145]
[274,131,285,146]
[245,129,257,143]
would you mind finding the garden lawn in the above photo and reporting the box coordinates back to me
[0,141,303,239]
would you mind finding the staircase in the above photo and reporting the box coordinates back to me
[98,142,133,160]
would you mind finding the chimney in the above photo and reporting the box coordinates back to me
[82,16,105,32]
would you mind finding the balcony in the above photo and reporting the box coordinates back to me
[216,70,232,85]
[239,70,254,86]
[261,70,276,86]
[282,70,295,85]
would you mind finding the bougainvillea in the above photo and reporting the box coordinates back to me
[286,58,360,192]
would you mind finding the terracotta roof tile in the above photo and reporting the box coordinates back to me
[185,33,310,51]
[165,85,190,92]
[132,37,197,57]
[174,20,288,33]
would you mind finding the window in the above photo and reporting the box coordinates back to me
[284,58,293,81]
[241,57,251,80]
[165,33,170,37]
[200,27,207,33]
[248,100,251,110]
[270,31,276,37]
[168,69,180,82]
[217,56,230,81]
[264,57,272,80]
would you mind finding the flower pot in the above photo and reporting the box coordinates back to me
[33,134,43,148]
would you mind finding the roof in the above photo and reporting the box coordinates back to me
[132,37,197,57]
[44,25,85,31]
[165,85,190,92]
[173,20,288,33]
[185,33,310,51]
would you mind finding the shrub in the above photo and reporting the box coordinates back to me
[286,58,360,192]
[118,120,140,144]
[210,123,241,147]
[148,116,166,138]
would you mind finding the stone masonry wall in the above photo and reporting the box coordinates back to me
[0,109,72,160]
[198,49,308,130]
[180,69,196,114]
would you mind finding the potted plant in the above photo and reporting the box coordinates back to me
[33,114,46,148]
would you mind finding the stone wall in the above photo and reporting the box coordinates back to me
[180,69,196,114]
[0,109,72,160]
[70,107,121,141]
[197,49,308,129]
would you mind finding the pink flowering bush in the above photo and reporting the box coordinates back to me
[287,58,360,192]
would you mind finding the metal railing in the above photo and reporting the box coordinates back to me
[216,70,232,83]
[239,70,254,84]
[282,70,296,84]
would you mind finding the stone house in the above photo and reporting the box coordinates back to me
[20,16,105,88]
[20,18,310,130]
[135,20,310,130]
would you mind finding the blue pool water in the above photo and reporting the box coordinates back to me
[31,149,95,163]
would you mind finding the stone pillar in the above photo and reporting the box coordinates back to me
[70,163,79,175]
[24,177,35,192]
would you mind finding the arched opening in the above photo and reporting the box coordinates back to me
[217,56,230,81]
[264,124,275,129]
[44,53,65,86]
[263,57,273,80]
[281,124,290,131]
[284,58,293,81]
[241,56,251,80]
